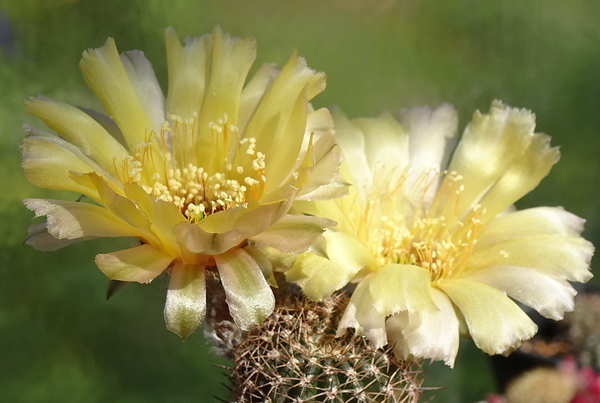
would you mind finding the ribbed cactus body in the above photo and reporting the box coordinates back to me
[229,293,423,402]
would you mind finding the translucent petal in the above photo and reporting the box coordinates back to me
[446,101,537,220]
[402,103,458,174]
[25,222,89,251]
[173,220,246,256]
[25,97,130,174]
[237,63,278,133]
[123,182,186,256]
[465,265,577,320]
[79,37,156,152]
[244,52,325,189]
[336,276,387,348]
[331,107,372,202]
[438,278,537,355]
[164,27,209,120]
[262,86,308,192]
[199,197,292,244]
[477,206,587,248]
[353,112,409,176]
[401,103,458,206]
[22,127,105,200]
[295,131,346,201]
[72,173,160,247]
[387,287,460,367]
[470,234,593,283]
[286,230,376,300]
[24,198,142,240]
[477,132,559,222]
[293,196,356,236]
[194,27,256,162]
[164,263,206,340]
[243,245,277,288]
[249,214,334,253]
[369,264,439,317]
[120,50,165,135]
[214,248,275,330]
[95,244,172,283]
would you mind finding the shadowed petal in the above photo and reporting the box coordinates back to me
[25,222,90,251]
[25,96,130,174]
[173,220,246,256]
[214,248,275,331]
[438,278,537,355]
[470,235,593,283]
[336,276,387,348]
[369,264,439,317]
[286,230,376,300]
[95,244,173,283]
[164,263,206,340]
[447,101,537,220]
[465,265,577,320]
[80,36,157,152]
[24,198,142,240]
[387,287,460,367]
[250,215,334,253]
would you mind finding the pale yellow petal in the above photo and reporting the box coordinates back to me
[438,278,537,355]
[401,103,458,207]
[243,245,277,288]
[249,215,334,254]
[243,52,325,189]
[336,276,387,348]
[477,207,587,248]
[164,263,206,340]
[293,196,357,236]
[120,50,165,134]
[25,222,89,251]
[95,244,173,283]
[164,27,210,120]
[446,101,537,219]
[477,132,559,222]
[470,234,593,283]
[71,173,160,247]
[465,265,576,321]
[369,264,439,317]
[331,107,372,201]
[387,287,459,367]
[196,183,294,236]
[22,127,104,200]
[173,220,246,256]
[263,85,309,192]
[79,37,157,153]
[123,182,186,256]
[306,108,335,155]
[237,63,278,133]
[195,27,256,155]
[214,248,275,330]
[295,132,347,201]
[286,229,376,300]
[25,97,130,175]
[353,111,409,176]
[24,198,142,240]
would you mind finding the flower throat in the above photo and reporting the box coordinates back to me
[117,113,266,222]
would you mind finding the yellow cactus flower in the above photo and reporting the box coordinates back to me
[287,101,594,366]
[22,27,343,340]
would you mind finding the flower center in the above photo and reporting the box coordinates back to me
[119,114,266,222]
[361,169,481,281]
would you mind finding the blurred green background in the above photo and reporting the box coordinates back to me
[1,1,599,402]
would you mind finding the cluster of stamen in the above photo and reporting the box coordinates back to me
[119,113,267,223]
[362,169,483,282]
[146,161,251,222]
